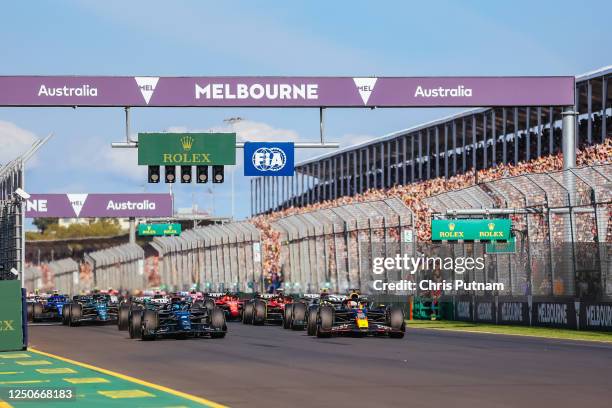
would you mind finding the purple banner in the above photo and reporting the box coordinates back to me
[0,76,574,107]
[25,194,172,218]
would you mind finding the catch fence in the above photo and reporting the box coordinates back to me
[149,221,262,292]
[424,163,612,300]
[271,197,416,294]
[83,243,145,292]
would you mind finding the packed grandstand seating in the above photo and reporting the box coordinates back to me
[252,138,612,279]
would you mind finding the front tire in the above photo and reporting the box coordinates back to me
[210,307,227,339]
[117,304,130,331]
[62,305,71,325]
[32,302,43,322]
[242,302,254,324]
[129,311,142,339]
[252,300,266,325]
[291,302,307,330]
[316,306,333,338]
[26,303,34,322]
[388,306,405,339]
[307,307,318,336]
[283,304,294,329]
[141,310,159,341]
[69,304,82,327]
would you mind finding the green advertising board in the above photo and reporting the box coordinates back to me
[138,223,182,237]
[486,236,516,253]
[138,133,236,165]
[431,219,511,241]
[0,280,24,351]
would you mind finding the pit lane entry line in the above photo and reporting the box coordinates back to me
[29,348,228,408]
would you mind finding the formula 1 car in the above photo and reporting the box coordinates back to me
[62,293,119,326]
[27,293,70,322]
[117,294,169,331]
[242,293,292,325]
[307,290,405,338]
[213,293,244,321]
[128,296,226,340]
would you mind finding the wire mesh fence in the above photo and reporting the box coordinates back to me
[271,197,416,294]
[148,221,262,292]
[424,163,612,301]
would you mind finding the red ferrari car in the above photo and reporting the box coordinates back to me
[214,293,244,321]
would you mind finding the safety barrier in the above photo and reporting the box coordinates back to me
[424,163,612,300]
[149,221,262,292]
[83,243,144,292]
[271,197,416,294]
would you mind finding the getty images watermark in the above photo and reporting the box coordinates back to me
[369,252,504,292]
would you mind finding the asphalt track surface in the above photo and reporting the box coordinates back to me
[29,322,612,408]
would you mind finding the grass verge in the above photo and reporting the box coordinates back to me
[407,319,612,343]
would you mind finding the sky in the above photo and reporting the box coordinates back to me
[1,0,611,225]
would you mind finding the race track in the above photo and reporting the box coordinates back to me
[29,322,612,408]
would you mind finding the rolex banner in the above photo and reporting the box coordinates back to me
[138,133,236,166]
[0,281,24,351]
[431,219,511,241]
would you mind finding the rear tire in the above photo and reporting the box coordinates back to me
[203,298,216,314]
[117,304,130,331]
[307,307,318,336]
[388,306,405,339]
[283,304,294,329]
[210,307,227,339]
[316,306,333,338]
[291,303,307,330]
[129,311,142,339]
[69,304,82,327]
[252,300,266,325]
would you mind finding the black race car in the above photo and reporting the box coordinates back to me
[128,297,226,340]
[306,291,405,338]
[62,294,119,326]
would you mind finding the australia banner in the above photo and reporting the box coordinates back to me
[25,193,173,218]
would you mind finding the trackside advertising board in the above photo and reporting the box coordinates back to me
[532,301,577,329]
[138,133,236,166]
[244,142,295,176]
[579,302,612,331]
[0,76,574,107]
[431,219,511,241]
[25,194,172,218]
[138,223,182,237]
[0,280,24,351]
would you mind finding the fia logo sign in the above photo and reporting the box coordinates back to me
[244,142,294,176]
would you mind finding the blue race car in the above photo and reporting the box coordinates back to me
[27,293,70,322]
[63,294,119,326]
[129,296,227,340]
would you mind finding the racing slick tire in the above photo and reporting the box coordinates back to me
[307,307,318,336]
[69,304,82,327]
[26,303,34,322]
[129,310,142,339]
[32,302,43,322]
[203,298,216,314]
[291,302,307,331]
[62,305,71,325]
[242,302,254,324]
[388,306,405,339]
[117,304,130,331]
[283,303,293,329]
[210,307,227,339]
[316,305,334,338]
[252,299,266,325]
[141,310,159,341]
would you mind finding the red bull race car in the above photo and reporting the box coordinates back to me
[306,290,405,338]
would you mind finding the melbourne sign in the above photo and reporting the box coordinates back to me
[138,223,181,237]
[0,76,575,107]
[244,142,294,176]
[25,194,172,218]
[138,133,236,166]
[431,219,511,241]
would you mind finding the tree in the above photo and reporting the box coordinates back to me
[32,218,58,233]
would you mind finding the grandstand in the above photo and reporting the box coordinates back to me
[251,66,611,215]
